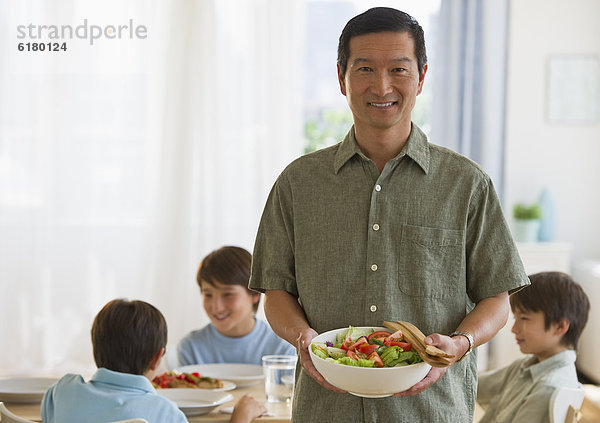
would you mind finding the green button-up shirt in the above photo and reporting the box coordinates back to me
[250,124,529,422]
[477,350,579,423]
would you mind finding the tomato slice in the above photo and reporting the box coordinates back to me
[367,351,385,367]
[367,331,392,343]
[383,329,406,347]
[385,329,404,340]
[357,343,379,355]
[384,339,412,350]
[340,335,353,351]
[348,336,368,352]
[346,350,360,361]
[397,341,411,351]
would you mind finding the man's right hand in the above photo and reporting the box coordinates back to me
[296,328,346,393]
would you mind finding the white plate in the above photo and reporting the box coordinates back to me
[157,389,233,417]
[0,377,58,403]
[176,364,264,388]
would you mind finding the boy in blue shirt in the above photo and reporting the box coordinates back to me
[42,298,187,423]
[178,246,295,366]
[477,272,590,423]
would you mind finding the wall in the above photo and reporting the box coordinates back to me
[504,0,600,267]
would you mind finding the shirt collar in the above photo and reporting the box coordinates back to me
[91,367,156,393]
[333,123,430,174]
[519,350,577,382]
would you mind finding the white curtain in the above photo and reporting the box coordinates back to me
[0,0,305,376]
[431,0,508,198]
[430,0,509,371]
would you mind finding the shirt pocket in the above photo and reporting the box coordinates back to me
[398,223,463,298]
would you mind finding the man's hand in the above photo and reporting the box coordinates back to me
[263,290,345,393]
[296,328,346,393]
[393,332,466,397]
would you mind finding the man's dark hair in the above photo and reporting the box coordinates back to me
[197,246,259,312]
[510,272,590,350]
[337,7,427,77]
[91,299,167,374]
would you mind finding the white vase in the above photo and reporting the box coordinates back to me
[538,188,555,242]
[513,219,541,242]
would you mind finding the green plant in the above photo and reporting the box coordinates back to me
[304,109,353,153]
[513,203,542,220]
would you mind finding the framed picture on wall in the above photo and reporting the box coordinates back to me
[546,55,599,124]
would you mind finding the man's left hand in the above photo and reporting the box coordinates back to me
[393,332,466,396]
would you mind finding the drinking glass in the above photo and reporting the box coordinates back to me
[262,355,297,403]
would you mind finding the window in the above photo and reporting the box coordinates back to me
[303,0,441,152]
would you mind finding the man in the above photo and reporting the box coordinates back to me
[250,7,529,422]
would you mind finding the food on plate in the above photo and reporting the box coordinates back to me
[152,371,224,389]
[310,326,423,368]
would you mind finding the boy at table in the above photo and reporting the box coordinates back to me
[41,299,187,423]
[177,246,295,366]
[42,298,267,423]
[477,272,590,423]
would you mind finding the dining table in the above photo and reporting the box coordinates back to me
[5,384,600,422]
[0,380,292,422]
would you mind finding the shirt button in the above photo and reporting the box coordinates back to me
[371,264,378,271]
[370,305,377,312]
[372,223,380,231]
[375,184,381,192]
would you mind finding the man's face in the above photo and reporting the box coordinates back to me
[338,31,426,134]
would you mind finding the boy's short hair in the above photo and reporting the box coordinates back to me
[510,271,590,349]
[91,299,167,375]
[197,246,259,312]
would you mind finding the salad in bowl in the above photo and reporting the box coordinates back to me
[309,326,431,398]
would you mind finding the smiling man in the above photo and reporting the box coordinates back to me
[250,7,529,422]
[338,30,425,172]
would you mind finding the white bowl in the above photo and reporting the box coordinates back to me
[309,326,431,398]
[157,389,233,417]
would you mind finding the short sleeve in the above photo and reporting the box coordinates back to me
[249,173,298,296]
[466,177,530,302]
[41,384,56,422]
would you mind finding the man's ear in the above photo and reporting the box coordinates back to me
[337,63,347,96]
[149,347,165,371]
[416,63,428,96]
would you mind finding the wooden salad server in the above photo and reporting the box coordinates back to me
[383,321,454,368]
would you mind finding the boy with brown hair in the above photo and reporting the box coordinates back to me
[477,272,590,423]
[41,298,187,423]
[177,246,295,366]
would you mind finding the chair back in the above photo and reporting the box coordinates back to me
[0,402,36,423]
[549,385,585,423]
